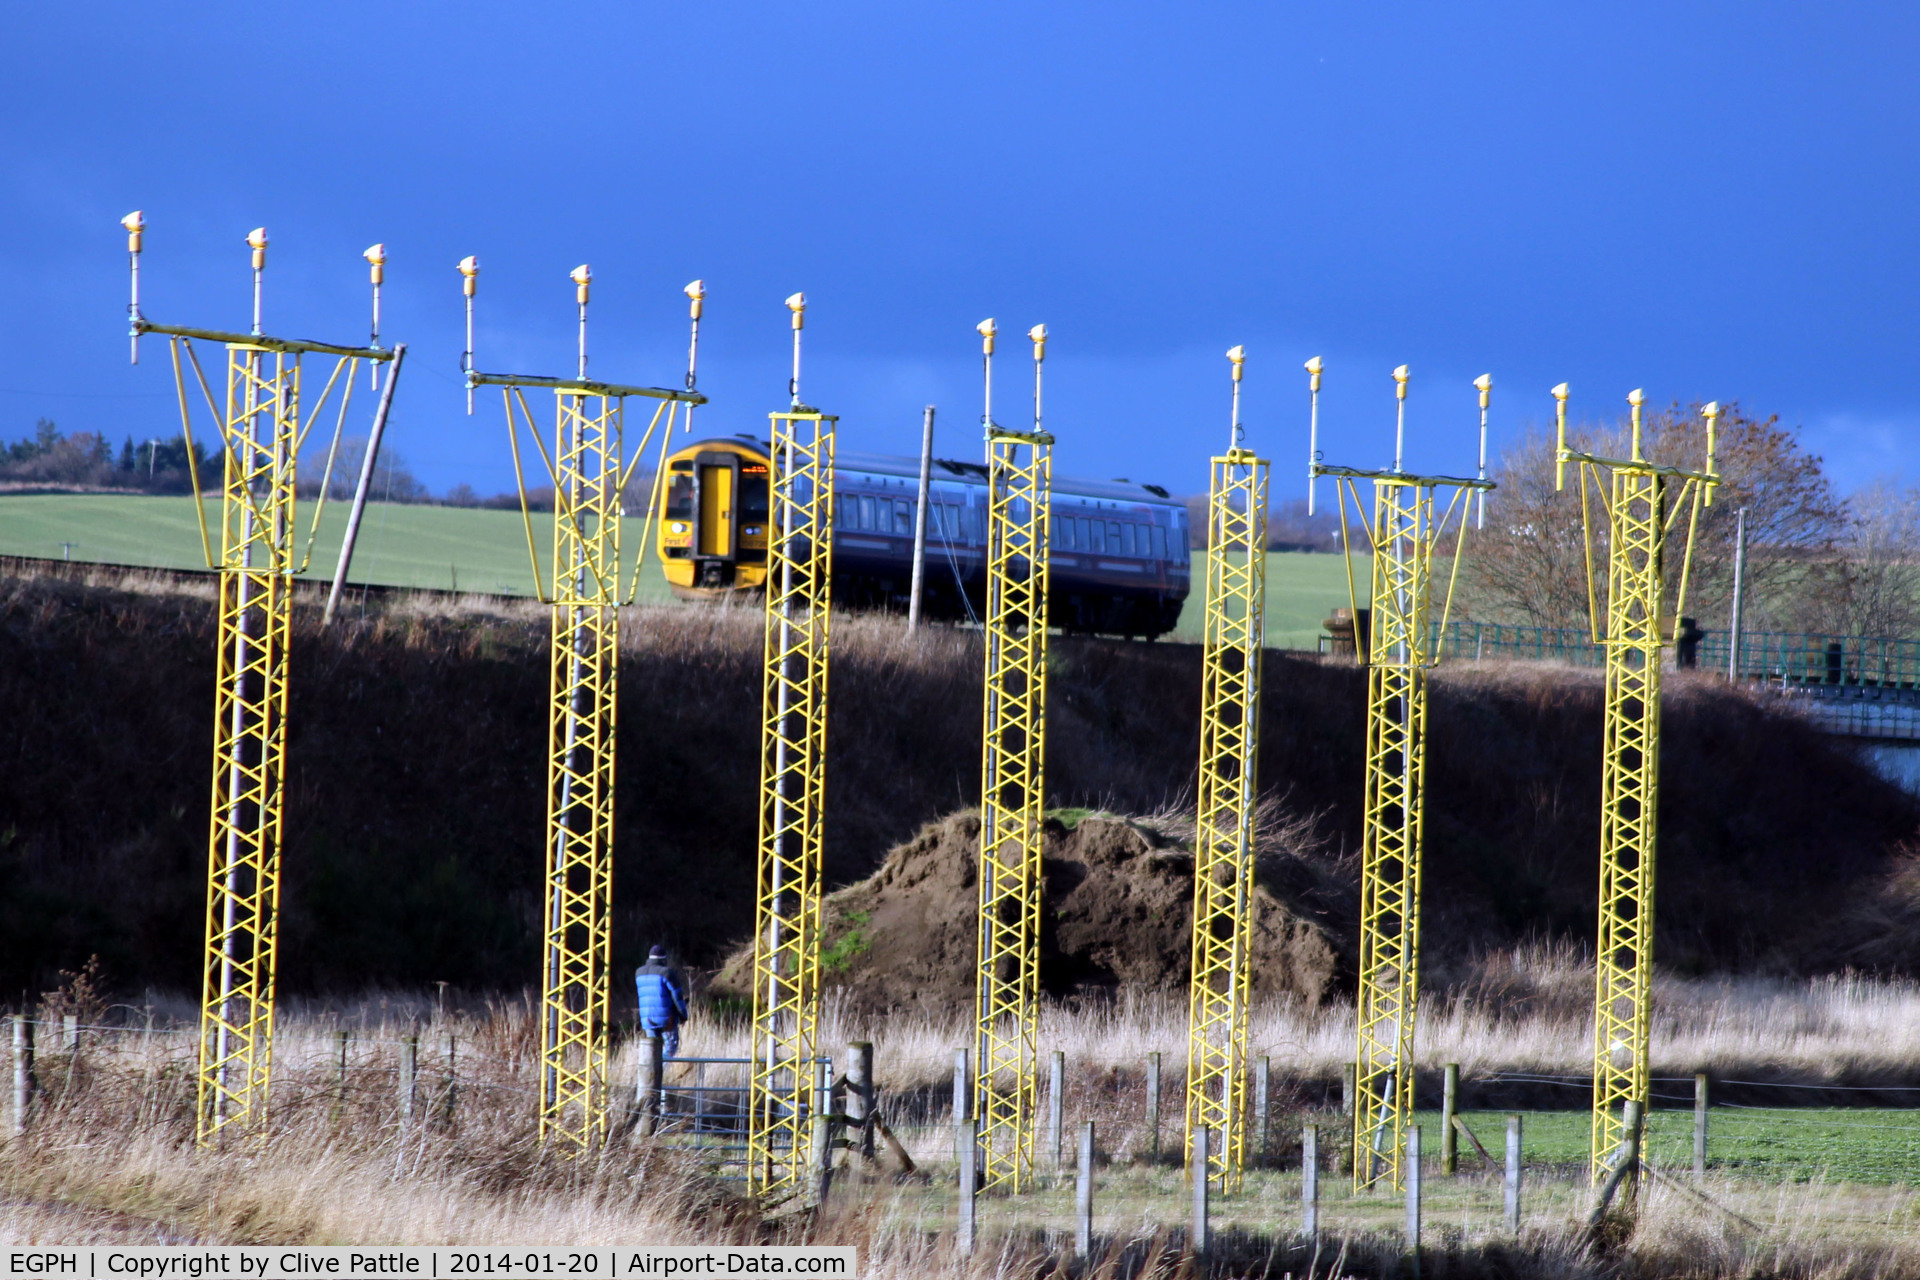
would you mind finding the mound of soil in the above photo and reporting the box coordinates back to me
[711,811,1342,1016]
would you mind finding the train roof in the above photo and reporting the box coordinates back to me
[848,451,1179,505]
[676,435,1179,506]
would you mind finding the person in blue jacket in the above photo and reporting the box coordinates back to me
[635,945,690,1058]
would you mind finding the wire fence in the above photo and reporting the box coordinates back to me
[1,1014,839,1183]
[16,1018,1920,1260]
[14,1016,1920,1166]
[1318,620,1920,686]
[1309,621,1920,740]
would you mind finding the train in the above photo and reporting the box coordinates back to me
[655,434,1192,638]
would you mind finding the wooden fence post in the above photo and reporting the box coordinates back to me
[1505,1114,1522,1232]
[846,1041,875,1161]
[441,1034,457,1128]
[1049,1049,1065,1171]
[1406,1124,1422,1270]
[1254,1055,1270,1169]
[331,1029,350,1120]
[1074,1121,1095,1258]
[10,1016,33,1137]
[399,1034,419,1124]
[1190,1127,1209,1259]
[957,1116,976,1255]
[1146,1051,1162,1164]
[811,1067,833,1204]
[638,1035,663,1137]
[952,1047,970,1167]
[1302,1123,1319,1238]
[1693,1073,1709,1180]
[1587,1100,1645,1233]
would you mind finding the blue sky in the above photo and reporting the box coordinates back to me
[3,2,1917,498]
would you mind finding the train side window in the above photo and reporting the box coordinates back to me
[1152,524,1167,559]
[1108,521,1122,552]
[859,495,875,530]
[1060,517,1076,551]
[666,474,695,520]
[896,500,913,534]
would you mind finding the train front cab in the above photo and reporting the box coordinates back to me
[659,438,770,598]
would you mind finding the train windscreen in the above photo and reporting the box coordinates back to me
[665,472,695,520]
[741,467,769,521]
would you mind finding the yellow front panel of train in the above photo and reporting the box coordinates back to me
[699,464,733,557]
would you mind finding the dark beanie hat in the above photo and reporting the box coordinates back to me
[648,945,667,961]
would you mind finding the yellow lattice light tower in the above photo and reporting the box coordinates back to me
[1309,361,1493,1191]
[974,319,1052,1193]
[1555,386,1718,1180]
[747,294,838,1199]
[1185,345,1267,1194]
[123,215,400,1145]
[461,258,706,1150]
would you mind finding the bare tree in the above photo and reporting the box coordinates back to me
[297,435,427,503]
[1457,428,1591,628]
[1804,480,1920,638]
[1463,402,1846,632]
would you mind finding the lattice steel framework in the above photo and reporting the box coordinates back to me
[748,295,837,1198]
[1556,388,1718,1180]
[124,217,395,1145]
[465,260,704,1151]
[1185,348,1266,1194]
[975,320,1053,1192]
[1311,362,1491,1191]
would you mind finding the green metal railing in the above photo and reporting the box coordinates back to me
[1316,621,1920,690]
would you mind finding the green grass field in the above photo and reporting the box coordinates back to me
[1440,1107,1920,1185]
[0,492,1359,646]
[1170,550,1364,650]
[0,492,679,603]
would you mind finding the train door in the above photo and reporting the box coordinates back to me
[693,451,740,587]
[698,460,735,557]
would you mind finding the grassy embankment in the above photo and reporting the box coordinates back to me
[3,556,1916,1000]
[0,491,1355,645]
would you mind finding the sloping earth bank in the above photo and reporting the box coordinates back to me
[3,563,1918,1000]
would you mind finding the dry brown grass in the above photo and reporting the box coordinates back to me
[11,957,1920,1276]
